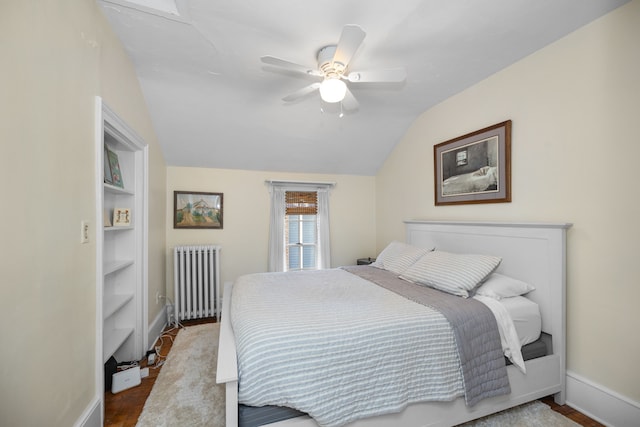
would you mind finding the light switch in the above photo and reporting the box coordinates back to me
[81,221,90,243]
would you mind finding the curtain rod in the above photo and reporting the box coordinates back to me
[265,179,336,187]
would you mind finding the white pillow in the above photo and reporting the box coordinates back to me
[474,273,535,300]
[400,250,501,298]
[371,241,433,275]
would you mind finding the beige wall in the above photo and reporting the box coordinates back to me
[166,167,376,295]
[98,10,168,329]
[0,1,166,426]
[377,0,640,403]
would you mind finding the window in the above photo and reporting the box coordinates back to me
[456,149,468,166]
[285,191,318,270]
[268,182,332,272]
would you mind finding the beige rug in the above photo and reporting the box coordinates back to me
[136,323,225,427]
[137,323,578,427]
[460,400,580,426]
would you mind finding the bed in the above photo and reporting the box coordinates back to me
[442,166,498,195]
[217,220,571,427]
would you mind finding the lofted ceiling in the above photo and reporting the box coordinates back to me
[98,0,628,176]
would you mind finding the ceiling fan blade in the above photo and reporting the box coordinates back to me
[341,87,359,111]
[282,82,321,102]
[261,56,322,77]
[332,25,366,68]
[346,68,407,83]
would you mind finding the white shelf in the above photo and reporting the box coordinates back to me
[104,225,134,232]
[104,183,134,195]
[104,259,134,276]
[104,293,134,319]
[103,327,134,363]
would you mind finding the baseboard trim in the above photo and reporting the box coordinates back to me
[148,305,168,350]
[74,395,101,427]
[566,370,639,427]
[77,309,166,427]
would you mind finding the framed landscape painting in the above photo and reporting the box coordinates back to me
[174,191,223,229]
[434,120,511,206]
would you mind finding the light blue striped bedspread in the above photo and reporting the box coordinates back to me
[231,268,466,427]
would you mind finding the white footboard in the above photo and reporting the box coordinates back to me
[216,281,239,427]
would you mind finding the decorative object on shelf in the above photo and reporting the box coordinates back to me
[113,207,131,226]
[434,120,511,206]
[357,257,376,265]
[174,191,223,229]
[103,146,113,184]
[103,209,112,227]
[106,146,124,188]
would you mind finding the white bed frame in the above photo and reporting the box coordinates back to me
[217,220,572,427]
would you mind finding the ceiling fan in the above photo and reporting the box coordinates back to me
[261,25,406,112]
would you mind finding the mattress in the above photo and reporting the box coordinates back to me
[501,295,542,346]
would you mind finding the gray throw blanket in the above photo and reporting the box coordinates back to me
[343,265,511,406]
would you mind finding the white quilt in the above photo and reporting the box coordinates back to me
[230,269,465,427]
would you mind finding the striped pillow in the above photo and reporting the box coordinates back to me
[400,250,501,297]
[371,241,433,275]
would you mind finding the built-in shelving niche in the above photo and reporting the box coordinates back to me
[94,97,148,415]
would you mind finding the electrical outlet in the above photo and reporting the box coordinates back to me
[166,305,174,326]
[81,221,90,244]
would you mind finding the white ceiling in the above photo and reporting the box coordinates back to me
[98,0,628,176]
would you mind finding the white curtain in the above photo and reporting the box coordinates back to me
[267,182,333,272]
[268,186,286,272]
[316,188,331,269]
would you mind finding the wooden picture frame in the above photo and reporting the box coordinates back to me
[174,191,223,229]
[434,120,511,206]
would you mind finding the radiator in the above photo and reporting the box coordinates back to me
[173,245,221,322]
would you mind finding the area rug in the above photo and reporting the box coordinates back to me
[460,400,580,426]
[136,323,225,427]
[136,322,578,427]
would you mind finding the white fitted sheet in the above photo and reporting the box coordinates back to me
[500,296,542,346]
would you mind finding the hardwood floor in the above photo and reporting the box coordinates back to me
[104,318,214,427]
[104,319,604,427]
[540,396,605,427]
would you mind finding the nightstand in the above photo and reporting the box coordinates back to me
[357,257,376,265]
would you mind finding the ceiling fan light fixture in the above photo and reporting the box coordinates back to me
[319,78,347,103]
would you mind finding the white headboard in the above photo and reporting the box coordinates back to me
[405,220,571,353]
